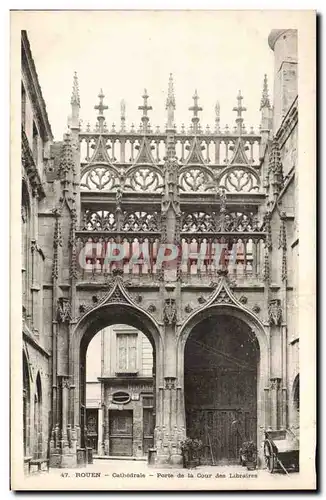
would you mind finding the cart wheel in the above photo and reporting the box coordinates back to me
[264,440,275,473]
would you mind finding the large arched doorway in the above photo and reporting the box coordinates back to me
[184,314,260,465]
[72,302,163,458]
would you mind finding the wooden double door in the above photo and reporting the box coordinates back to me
[184,315,259,465]
[186,406,256,465]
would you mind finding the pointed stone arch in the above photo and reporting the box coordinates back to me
[177,279,269,461]
[70,278,164,448]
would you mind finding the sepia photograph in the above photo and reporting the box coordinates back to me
[10,9,316,491]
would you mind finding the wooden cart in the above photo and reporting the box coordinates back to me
[264,429,299,474]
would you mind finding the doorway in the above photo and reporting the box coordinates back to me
[109,410,133,456]
[184,314,259,465]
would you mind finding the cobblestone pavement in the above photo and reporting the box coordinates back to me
[21,458,304,491]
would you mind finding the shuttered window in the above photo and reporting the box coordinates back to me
[117,333,138,372]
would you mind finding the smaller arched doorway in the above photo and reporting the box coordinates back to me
[184,314,260,465]
[73,302,163,459]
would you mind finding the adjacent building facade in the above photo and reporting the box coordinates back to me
[21,30,53,474]
[20,29,299,471]
[85,325,154,458]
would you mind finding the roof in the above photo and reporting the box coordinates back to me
[21,30,53,141]
[268,29,296,51]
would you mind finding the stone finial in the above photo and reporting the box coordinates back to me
[71,71,80,107]
[166,73,176,110]
[94,89,108,133]
[94,89,108,116]
[233,90,247,135]
[166,73,176,130]
[260,74,271,110]
[120,99,126,131]
[215,101,220,132]
[189,89,202,134]
[138,89,152,133]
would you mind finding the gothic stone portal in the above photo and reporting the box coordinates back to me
[77,304,159,461]
[184,315,259,465]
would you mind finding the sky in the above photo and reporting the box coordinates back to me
[20,11,276,140]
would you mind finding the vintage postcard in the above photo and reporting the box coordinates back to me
[10,9,316,491]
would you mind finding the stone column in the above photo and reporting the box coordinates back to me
[97,407,103,456]
[154,319,184,466]
[61,378,77,468]
[104,399,110,455]
[270,378,281,429]
[264,387,271,430]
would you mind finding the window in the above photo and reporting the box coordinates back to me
[33,122,38,165]
[117,333,138,372]
[293,375,299,413]
[23,352,30,456]
[142,396,154,407]
[21,83,26,129]
[21,182,29,314]
[34,373,42,459]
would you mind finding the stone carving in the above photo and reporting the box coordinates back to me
[213,290,232,305]
[198,295,206,304]
[82,210,117,231]
[81,209,161,233]
[268,137,284,197]
[58,134,75,179]
[279,213,287,282]
[112,267,124,278]
[268,299,282,326]
[163,298,177,325]
[106,288,129,304]
[69,208,78,279]
[239,295,248,304]
[252,304,261,313]
[216,268,229,277]
[57,298,71,323]
[270,378,281,390]
[180,210,260,233]
[52,209,62,280]
[122,211,161,232]
[184,304,193,314]
[62,377,71,389]
[165,377,176,390]
[262,247,270,284]
[263,212,272,250]
[147,304,156,313]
